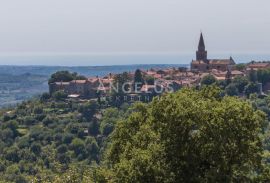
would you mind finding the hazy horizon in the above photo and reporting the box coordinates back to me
[0,0,270,65]
[0,53,270,66]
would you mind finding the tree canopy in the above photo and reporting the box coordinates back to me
[257,68,270,86]
[133,69,144,90]
[48,71,86,84]
[105,86,268,182]
[201,74,217,86]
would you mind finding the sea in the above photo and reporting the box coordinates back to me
[0,53,269,77]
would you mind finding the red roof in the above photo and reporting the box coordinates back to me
[248,63,270,68]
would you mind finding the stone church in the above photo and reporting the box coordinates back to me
[191,33,235,72]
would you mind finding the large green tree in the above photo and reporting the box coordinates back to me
[257,68,270,86]
[225,83,239,96]
[201,74,217,86]
[248,69,258,83]
[133,69,144,90]
[112,72,131,94]
[232,76,249,93]
[110,72,131,106]
[245,82,259,97]
[48,71,86,84]
[105,86,267,182]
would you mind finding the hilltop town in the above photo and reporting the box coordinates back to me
[49,33,270,101]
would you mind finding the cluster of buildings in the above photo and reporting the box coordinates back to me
[49,33,270,100]
[49,69,185,99]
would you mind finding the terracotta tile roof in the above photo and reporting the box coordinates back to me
[208,59,234,65]
[248,63,270,68]
[100,78,113,84]
[146,71,157,76]
[153,74,162,78]
[88,78,99,83]
[213,70,243,76]
[215,76,226,80]
[231,70,244,75]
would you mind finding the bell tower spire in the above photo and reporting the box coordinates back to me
[196,32,207,61]
[198,32,205,50]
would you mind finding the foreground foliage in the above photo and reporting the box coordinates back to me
[1,86,270,182]
[105,87,269,182]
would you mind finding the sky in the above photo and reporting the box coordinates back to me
[0,0,269,65]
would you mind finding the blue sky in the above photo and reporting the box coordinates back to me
[0,0,269,65]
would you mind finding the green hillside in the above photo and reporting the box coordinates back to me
[0,86,270,182]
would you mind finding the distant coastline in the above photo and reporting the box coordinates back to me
[0,53,270,66]
[0,64,188,77]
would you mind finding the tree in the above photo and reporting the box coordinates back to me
[257,68,270,85]
[62,133,74,144]
[134,69,144,90]
[53,91,68,101]
[23,116,37,126]
[225,83,239,96]
[201,75,217,86]
[178,67,188,72]
[102,123,114,136]
[111,72,131,106]
[106,86,266,182]
[232,76,249,93]
[112,72,131,94]
[71,138,85,156]
[248,69,258,83]
[57,144,68,154]
[85,137,100,161]
[30,142,42,155]
[78,101,98,121]
[234,63,246,71]
[2,120,19,138]
[33,106,43,114]
[42,116,56,126]
[57,153,71,164]
[40,92,51,102]
[145,76,155,85]
[88,119,100,136]
[5,147,20,162]
[49,71,75,84]
[48,71,86,84]
[245,82,259,97]
[100,108,120,136]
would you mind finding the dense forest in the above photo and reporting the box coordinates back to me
[1,69,270,182]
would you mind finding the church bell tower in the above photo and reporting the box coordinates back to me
[196,33,207,61]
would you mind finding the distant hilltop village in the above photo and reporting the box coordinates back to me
[49,33,270,101]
